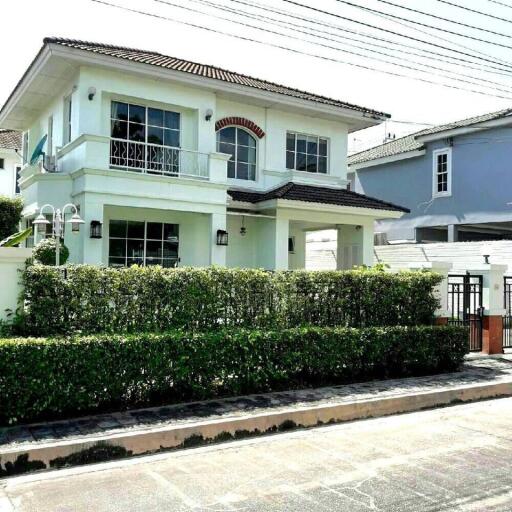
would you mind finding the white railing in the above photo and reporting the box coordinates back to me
[110,139,209,179]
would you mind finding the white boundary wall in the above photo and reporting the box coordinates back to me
[0,248,32,322]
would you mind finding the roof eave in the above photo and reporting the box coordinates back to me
[348,149,426,170]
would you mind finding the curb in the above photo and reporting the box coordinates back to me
[2,380,512,476]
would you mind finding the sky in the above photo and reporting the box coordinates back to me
[1,0,511,153]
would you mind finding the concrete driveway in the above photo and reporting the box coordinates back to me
[2,398,512,511]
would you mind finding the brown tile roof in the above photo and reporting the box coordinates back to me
[44,37,389,118]
[228,182,409,213]
[348,108,512,166]
[0,130,21,150]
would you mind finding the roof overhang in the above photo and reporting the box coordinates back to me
[229,197,404,219]
[349,149,426,171]
[415,115,512,143]
[0,42,389,131]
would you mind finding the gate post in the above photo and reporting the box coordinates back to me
[408,261,452,323]
[481,264,507,355]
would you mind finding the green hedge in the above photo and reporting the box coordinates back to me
[0,196,23,241]
[20,266,442,335]
[0,325,467,425]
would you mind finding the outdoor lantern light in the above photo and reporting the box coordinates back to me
[90,220,103,239]
[216,229,229,246]
[240,216,246,237]
[32,213,50,235]
[88,86,97,101]
[205,108,213,121]
[69,212,85,233]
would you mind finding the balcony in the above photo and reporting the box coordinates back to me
[110,139,209,179]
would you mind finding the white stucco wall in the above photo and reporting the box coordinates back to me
[0,248,32,321]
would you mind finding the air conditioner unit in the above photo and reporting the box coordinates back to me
[44,155,57,173]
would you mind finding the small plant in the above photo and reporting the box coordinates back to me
[0,227,32,247]
[32,238,69,266]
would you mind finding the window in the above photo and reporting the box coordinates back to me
[216,127,256,180]
[286,132,328,173]
[110,101,181,175]
[15,166,21,194]
[288,236,295,253]
[108,220,179,268]
[432,148,452,197]
[63,95,72,144]
[0,158,4,169]
[22,132,29,164]
[47,116,53,158]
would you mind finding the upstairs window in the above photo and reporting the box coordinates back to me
[433,148,452,197]
[286,132,328,174]
[110,101,181,175]
[217,127,256,180]
[63,95,72,144]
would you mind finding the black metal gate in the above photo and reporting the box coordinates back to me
[503,276,512,349]
[448,273,483,352]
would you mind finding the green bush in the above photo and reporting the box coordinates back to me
[32,238,69,266]
[0,325,467,425]
[0,196,23,241]
[20,266,442,335]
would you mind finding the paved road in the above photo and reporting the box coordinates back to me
[3,398,512,511]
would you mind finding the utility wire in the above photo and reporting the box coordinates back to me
[375,0,512,38]
[434,0,512,24]
[334,0,512,50]
[90,0,512,100]
[486,0,512,9]
[185,0,512,92]
[221,0,512,77]
[280,0,512,69]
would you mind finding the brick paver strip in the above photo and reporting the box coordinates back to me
[2,356,512,450]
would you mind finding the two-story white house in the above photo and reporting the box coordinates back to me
[0,130,22,198]
[0,38,407,270]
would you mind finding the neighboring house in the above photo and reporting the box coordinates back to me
[0,130,22,198]
[0,37,407,269]
[347,108,512,244]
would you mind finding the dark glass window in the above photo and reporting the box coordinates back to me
[286,132,328,174]
[109,220,179,267]
[216,127,256,180]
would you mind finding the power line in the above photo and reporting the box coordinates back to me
[156,0,512,95]
[334,0,512,51]
[183,0,512,92]
[280,0,512,69]
[434,0,512,24]
[486,0,512,9]
[221,0,512,78]
[376,0,512,37]
[90,0,512,100]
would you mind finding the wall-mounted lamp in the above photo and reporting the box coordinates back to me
[240,216,247,237]
[216,229,229,246]
[355,225,362,231]
[483,254,490,264]
[87,86,97,101]
[90,220,102,239]
[205,108,213,121]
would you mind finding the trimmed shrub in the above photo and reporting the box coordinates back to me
[33,238,69,266]
[20,266,442,335]
[0,196,23,241]
[0,325,467,425]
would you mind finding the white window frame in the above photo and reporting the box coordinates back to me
[216,126,257,181]
[63,95,72,145]
[286,131,329,174]
[432,147,452,198]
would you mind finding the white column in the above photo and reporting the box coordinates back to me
[208,152,230,183]
[408,261,452,317]
[210,212,227,266]
[274,216,289,271]
[336,222,374,269]
[476,264,507,316]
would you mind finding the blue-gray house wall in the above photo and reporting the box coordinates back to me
[352,125,512,242]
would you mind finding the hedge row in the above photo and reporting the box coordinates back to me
[0,195,23,241]
[0,325,467,425]
[20,265,442,335]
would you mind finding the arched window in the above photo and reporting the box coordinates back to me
[216,127,256,180]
